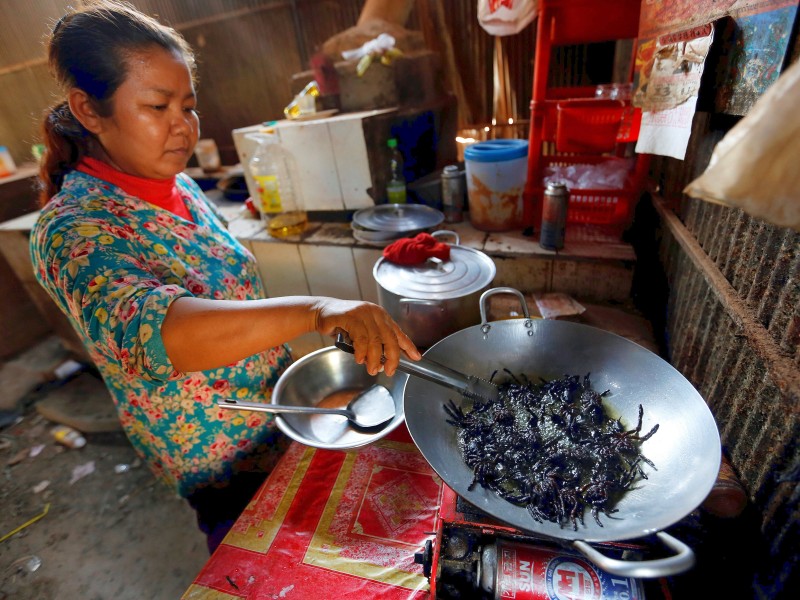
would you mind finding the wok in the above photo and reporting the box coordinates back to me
[403,288,721,578]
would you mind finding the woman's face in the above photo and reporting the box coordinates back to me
[95,47,199,180]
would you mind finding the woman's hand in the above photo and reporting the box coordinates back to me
[312,298,421,376]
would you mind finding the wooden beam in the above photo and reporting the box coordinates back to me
[0,57,47,78]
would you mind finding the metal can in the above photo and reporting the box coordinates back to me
[483,540,646,600]
[441,165,465,223]
[539,181,569,250]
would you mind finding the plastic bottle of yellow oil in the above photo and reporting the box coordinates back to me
[247,131,308,238]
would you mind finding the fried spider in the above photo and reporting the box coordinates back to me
[447,373,659,529]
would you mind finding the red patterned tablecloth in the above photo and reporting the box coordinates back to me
[182,425,441,599]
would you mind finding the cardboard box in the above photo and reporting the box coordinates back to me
[232,109,397,212]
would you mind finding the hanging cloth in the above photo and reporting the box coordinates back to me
[383,233,451,265]
[477,0,538,36]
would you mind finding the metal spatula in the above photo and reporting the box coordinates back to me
[218,384,395,429]
[334,333,500,403]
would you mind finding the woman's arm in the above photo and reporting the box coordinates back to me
[161,295,420,376]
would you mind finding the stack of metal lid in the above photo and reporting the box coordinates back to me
[351,204,444,245]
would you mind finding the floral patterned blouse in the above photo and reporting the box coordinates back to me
[30,169,293,497]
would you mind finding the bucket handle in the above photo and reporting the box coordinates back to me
[572,531,695,578]
[479,287,531,326]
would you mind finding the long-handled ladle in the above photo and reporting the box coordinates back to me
[217,383,395,429]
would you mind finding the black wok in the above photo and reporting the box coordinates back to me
[403,288,721,578]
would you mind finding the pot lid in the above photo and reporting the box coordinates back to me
[353,204,444,232]
[374,245,496,299]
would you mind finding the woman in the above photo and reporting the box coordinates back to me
[31,1,420,553]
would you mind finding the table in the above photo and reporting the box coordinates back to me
[182,425,442,599]
[0,162,38,222]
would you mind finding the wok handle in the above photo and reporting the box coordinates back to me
[479,287,530,324]
[572,531,695,578]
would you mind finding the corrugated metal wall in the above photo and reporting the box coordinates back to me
[640,99,799,598]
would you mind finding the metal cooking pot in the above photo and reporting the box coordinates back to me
[403,288,721,578]
[373,230,496,348]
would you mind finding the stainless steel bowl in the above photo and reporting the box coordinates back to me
[271,346,408,450]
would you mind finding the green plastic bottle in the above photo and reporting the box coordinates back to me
[386,138,407,204]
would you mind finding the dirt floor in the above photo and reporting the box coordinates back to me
[0,338,208,600]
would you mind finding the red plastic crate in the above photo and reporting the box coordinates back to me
[539,155,646,230]
[543,0,641,46]
[522,0,644,233]
[555,99,625,153]
[616,106,642,143]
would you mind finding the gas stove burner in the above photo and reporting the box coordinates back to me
[454,494,502,524]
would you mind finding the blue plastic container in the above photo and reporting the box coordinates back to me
[464,139,528,231]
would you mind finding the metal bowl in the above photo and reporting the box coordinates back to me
[271,346,408,450]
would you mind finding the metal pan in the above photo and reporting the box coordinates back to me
[403,288,721,578]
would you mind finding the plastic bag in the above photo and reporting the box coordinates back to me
[340,33,403,76]
[340,33,396,61]
[684,59,800,231]
[478,0,538,36]
[543,158,634,190]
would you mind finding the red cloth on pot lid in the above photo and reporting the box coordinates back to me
[383,233,450,265]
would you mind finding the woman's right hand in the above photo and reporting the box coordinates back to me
[311,298,420,377]
[162,296,420,375]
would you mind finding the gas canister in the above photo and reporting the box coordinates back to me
[441,164,465,223]
[482,540,645,600]
[539,181,569,251]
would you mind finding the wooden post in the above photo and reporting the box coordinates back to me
[357,0,414,26]
[415,0,474,128]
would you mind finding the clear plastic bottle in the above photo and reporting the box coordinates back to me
[247,132,308,238]
[386,138,406,204]
[283,80,320,120]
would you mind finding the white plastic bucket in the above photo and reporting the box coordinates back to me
[464,139,529,231]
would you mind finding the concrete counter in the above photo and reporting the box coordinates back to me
[1,196,637,359]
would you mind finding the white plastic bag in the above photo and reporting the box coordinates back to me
[340,33,396,61]
[478,0,538,36]
[543,159,634,190]
[684,59,800,231]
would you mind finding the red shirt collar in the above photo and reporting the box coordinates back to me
[76,157,193,222]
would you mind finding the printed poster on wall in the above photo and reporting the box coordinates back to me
[634,24,715,160]
[634,0,799,159]
[713,5,799,115]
